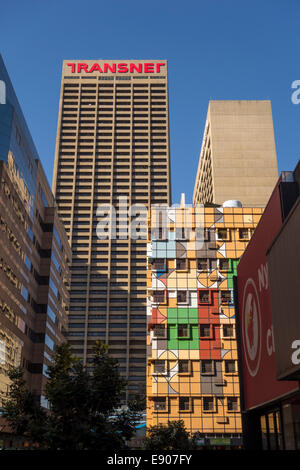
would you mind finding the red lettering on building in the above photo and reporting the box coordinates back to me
[66,63,76,73]
[88,63,103,73]
[66,62,166,74]
[156,63,166,73]
[103,64,116,73]
[118,63,129,73]
[156,62,166,73]
[129,64,142,73]
[144,63,154,73]
[77,63,88,73]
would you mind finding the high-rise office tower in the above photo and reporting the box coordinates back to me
[0,54,71,436]
[193,100,278,207]
[52,60,171,401]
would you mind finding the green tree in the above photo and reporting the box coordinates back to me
[0,367,48,446]
[2,341,142,450]
[144,420,191,450]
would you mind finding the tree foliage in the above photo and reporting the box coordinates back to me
[1,341,142,450]
[144,420,192,450]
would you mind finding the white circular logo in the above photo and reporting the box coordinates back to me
[242,278,262,377]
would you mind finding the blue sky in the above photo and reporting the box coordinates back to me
[1,0,300,203]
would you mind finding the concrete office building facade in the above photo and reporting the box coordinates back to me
[52,60,171,400]
[193,100,278,208]
[0,55,71,426]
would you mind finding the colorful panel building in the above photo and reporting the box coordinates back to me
[146,204,263,445]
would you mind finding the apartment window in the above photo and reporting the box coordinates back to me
[176,258,187,271]
[178,324,189,338]
[239,228,249,240]
[177,290,187,304]
[223,324,234,337]
[200,324,211,338]
[179,397,191,412]
[197,258,207,270]
[199,290,209,303]
[227,397,239,411]
[153,360,166,374]
[201,360,214,374]
[153,324,166,338]
[219,259,230,271]
[152,221,166,240]
[217,228,229,240]
[221,290,232,304]
[203,397,214,412]
[152,258,165,270]
[225,360,236,374]
[152,290,165,303]
[175,227,186,240]
[153,397,166,411]
[178,360,189,374]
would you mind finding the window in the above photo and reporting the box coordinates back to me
[152,258,165,270]
[153,360,166,374]
[179,397,191,411]
[221,291,232,304]
[49,277,59,299]
[39,184,49,207]
[177,290,187,303]
[175,227,186,240]
[178,360,189,374]
[223,324,234,337]
[178,324,189,338]
[239,228,249,240]
[152,290,165,303]
[217,228,229,240]
[21,285,29,302]
[45,334,54,351]
[51,251,62,275]
[203,228,210,241]
[219,259,229,271]
[176,258,187,271]
[199,290,209,303]
[225,360,236,373]
[203,397,214,411]
[154,397,166,411]
[201,360,214,374]
[16,127,21,145]
[152,211,166,240]
[153,324,166,338]
[69,323,85,328]
[197,258,207,270]
[200,324,211,338]
[47,306,56,324]
[227,397,238,411]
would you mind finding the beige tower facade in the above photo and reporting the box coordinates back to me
[52,60,171,401]
[193,100,278,207]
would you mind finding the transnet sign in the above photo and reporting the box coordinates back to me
[66,62,166,74]
[237,180,299,410]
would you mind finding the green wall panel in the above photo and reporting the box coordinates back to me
[167,307,198,324]
[227,259,239,289]
[168,324,199,350]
